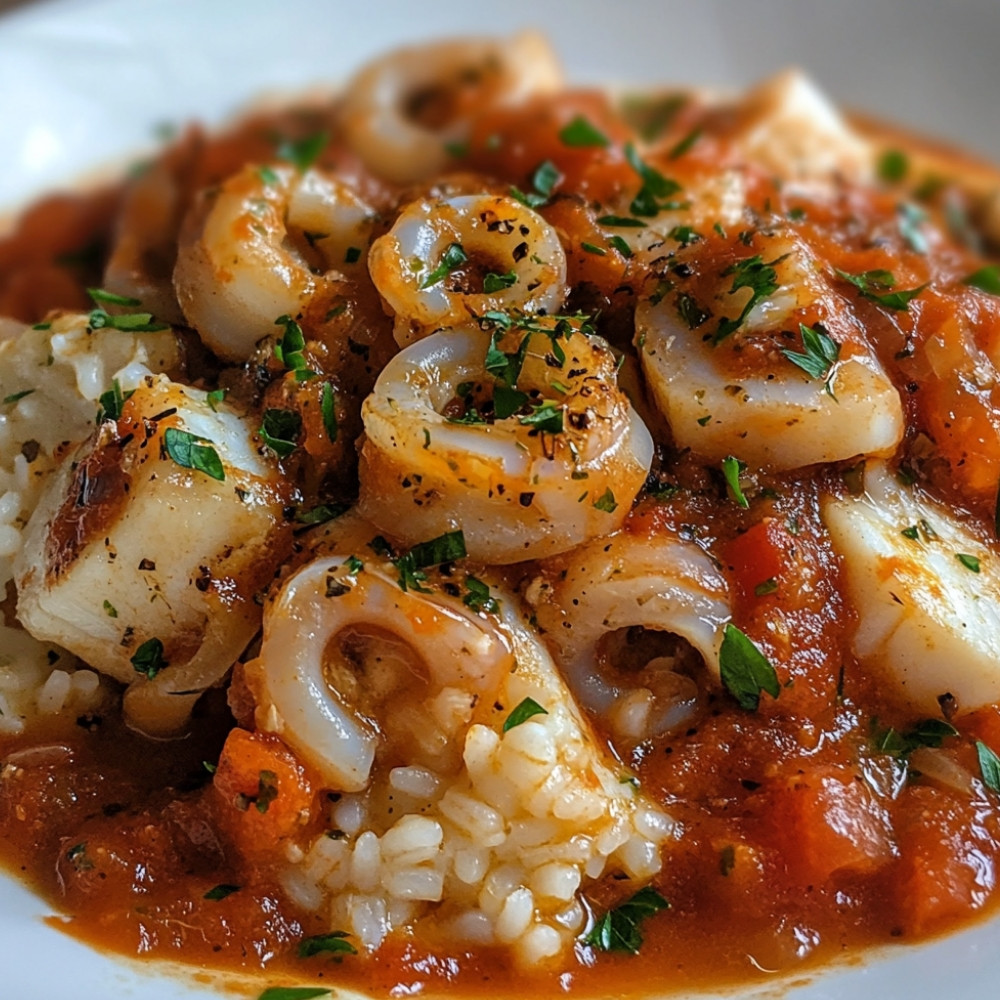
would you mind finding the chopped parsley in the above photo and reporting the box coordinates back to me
[409,529,468,568]
[205,388,227,411]
[163,427,225,481]
[558,115,610,148]
[956,553,981,573]
[298,931,357,958]
[834,268,927,311]
[667,225,701,247]
[485,329,532,387]
[719,624,779,711]
[583,886,670,955]
[873,718,958,757]
[276,131,329,172]
[677,292,709,330]
[483,270,518,293]
[592,487,618,513]
[963,265,1000,295]
[420,242,468,290]
[204,884,241,901]
[130,637,167,680]
[580,241,607,256]
[463,576,498,614]
[88,308,169,333]
[493,385,528,419]
[713,254,786,343]
[877,148,909,183]
[721,455,749,509]
[259,408,302,458]
[754,578,778,597]
[977,741,1000,793]
[519,401,564,434]
[607,235,633,258]
[103,600,118,618]
[668,126,701,160]
[511,159,562,208]
[257,989,331,1000]
[87,287,141,308]
[254,771,279,814]
[2,388,33,406]
[96,379,133,423]
[502,697,548,732]
[273,315,316,377]
[321,383,338,442]
[295,503,348,526]
[624,142,682,217]
[257,165,280,185]
[780,322,840,391]
[597,214,645,228]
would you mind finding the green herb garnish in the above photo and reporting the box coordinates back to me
[420,242,468,290]
[298,931,357,958]
[204,884,241,901]
[558,115,610,148]
[583,886,670,954]
[977,741,1000,792]
[713,254,786,343]
[668,127,701,160]
[592,487,618,513]
[624,142,682,217]
[956,553,981,573]
[719,624,779,711]
[834,268,927,311]
[163,427,225,481]
[511,159,563,208]
[277,131,329,172]
[409,529,467,568]
[721,455,749,509]
[963,265,1000,295]
[463,576,498,614]
[259,408,302,458]
[130,637,167,680]
[87,288,141,308]
[483,270,518,293]
[877,149,909,183]
[780,322,840,386]
[519,402,564,434]
[503,697,548,732]
[257,989,331,1000]
[321,383,338,443]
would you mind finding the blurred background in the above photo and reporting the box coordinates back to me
[1,0,997,207]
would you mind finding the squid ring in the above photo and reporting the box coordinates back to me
[369,193,568,344]
[357,325,653,563]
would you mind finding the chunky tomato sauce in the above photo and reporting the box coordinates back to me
[3,47,1000,999]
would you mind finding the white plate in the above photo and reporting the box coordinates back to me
[0,1,998,998]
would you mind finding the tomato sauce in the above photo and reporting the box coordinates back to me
[2,66,1000,1000]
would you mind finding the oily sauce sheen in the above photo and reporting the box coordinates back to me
[2,60,1000,998]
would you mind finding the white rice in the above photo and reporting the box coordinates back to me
[283,629,676,966]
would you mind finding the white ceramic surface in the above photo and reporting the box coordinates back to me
[0,1,998,998]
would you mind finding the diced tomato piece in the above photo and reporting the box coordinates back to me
[759,765,895,885]
[212,729,316,864]
[892,785,997,936]
[724,517,793,606]
[955,704,1000,751]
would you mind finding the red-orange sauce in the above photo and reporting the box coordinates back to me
[2,75,1000,999]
